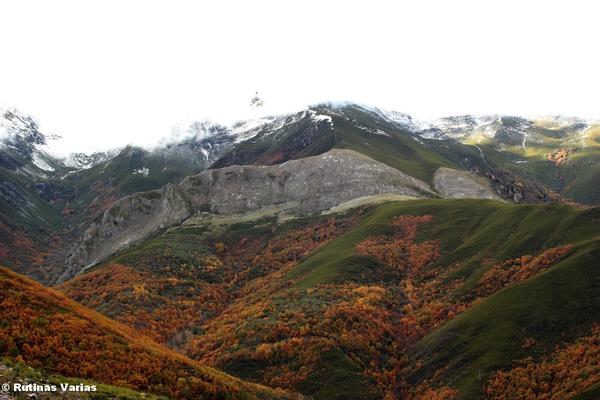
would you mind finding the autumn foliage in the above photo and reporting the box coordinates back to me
[60,214,360,347]
[357,215,463,346]
[406,385,457,400]
[545,148,573,166]
[484,324,600,399]
[356,215,439,274]
[56,209,585,399]
[0,222,57,282]
[60,262,228,345]
[476,245,573,297]
[0,267,297,400]
[184,214,444,399]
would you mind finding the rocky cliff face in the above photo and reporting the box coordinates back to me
[181,149,435,214]
[60,149,436,281]
[485,168,551,203]
[433,167,503,200]
[59,183,190,281]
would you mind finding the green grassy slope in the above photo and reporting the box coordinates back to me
[0,151,67,281]
[58,199,599,399]
[410,242,600,399]
[561,149,600,204]
[0,153,64,231]
[286,200,598,289]
[214,105,600,204]
[327,108,460,184]
[464,123,600,205]
[572,382,600,400]
[279,200,599,398]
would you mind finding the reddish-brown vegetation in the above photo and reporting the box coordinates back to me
[60,262,224,344]
[407,385,457,400]
[0,266,297,400]
[546,148,573,167]
[484,325,600,399]
[0,222,58,282]
[357,216,439,275]
[357,215,463,346]
[476,245,573,297]
[60,215,360,346]
[58,210,583,399]
[186,215,443,399]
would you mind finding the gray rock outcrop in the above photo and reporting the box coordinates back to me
[60,149,436,282]
[433,167,503,200]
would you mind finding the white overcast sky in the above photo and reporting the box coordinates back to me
[1,0,599,154]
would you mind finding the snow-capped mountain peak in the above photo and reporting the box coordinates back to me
[0,108,67,172]
[63,151,118,169]
[1,108,47,150]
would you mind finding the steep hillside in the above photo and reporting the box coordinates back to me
[0,358,168,399]
[0,266,299,400]
[212,109,337,168]
[60,149,438,281]
[420,115,600,205]
[209,104,581,206]
[2,104,599,400]
[432,168,502,200]
[6,103,599,283]
[59,199,600,399]
[212,105,600,205]
[55,145,203,220]
[410,249,600,399]
[0,110,73,281]
[211,105,469,185]
[59,209,364,345]
[53,121,252,223]
[0,112,237,282]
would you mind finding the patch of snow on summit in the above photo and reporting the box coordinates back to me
[307,109,333,126]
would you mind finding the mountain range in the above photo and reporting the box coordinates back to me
[0,104,599,399]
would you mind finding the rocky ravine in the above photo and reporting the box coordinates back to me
[59,149,437,282]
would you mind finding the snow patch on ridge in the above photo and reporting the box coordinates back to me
[32,152,55,171]
[231,117,276,143]
[200,148,209,160]
[307,109,333,127]
[132,167,150,177]
[371,107,428,132]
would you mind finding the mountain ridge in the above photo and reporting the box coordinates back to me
[60,148,439,282]
[3,102,598,284]
[1,102,599,399]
